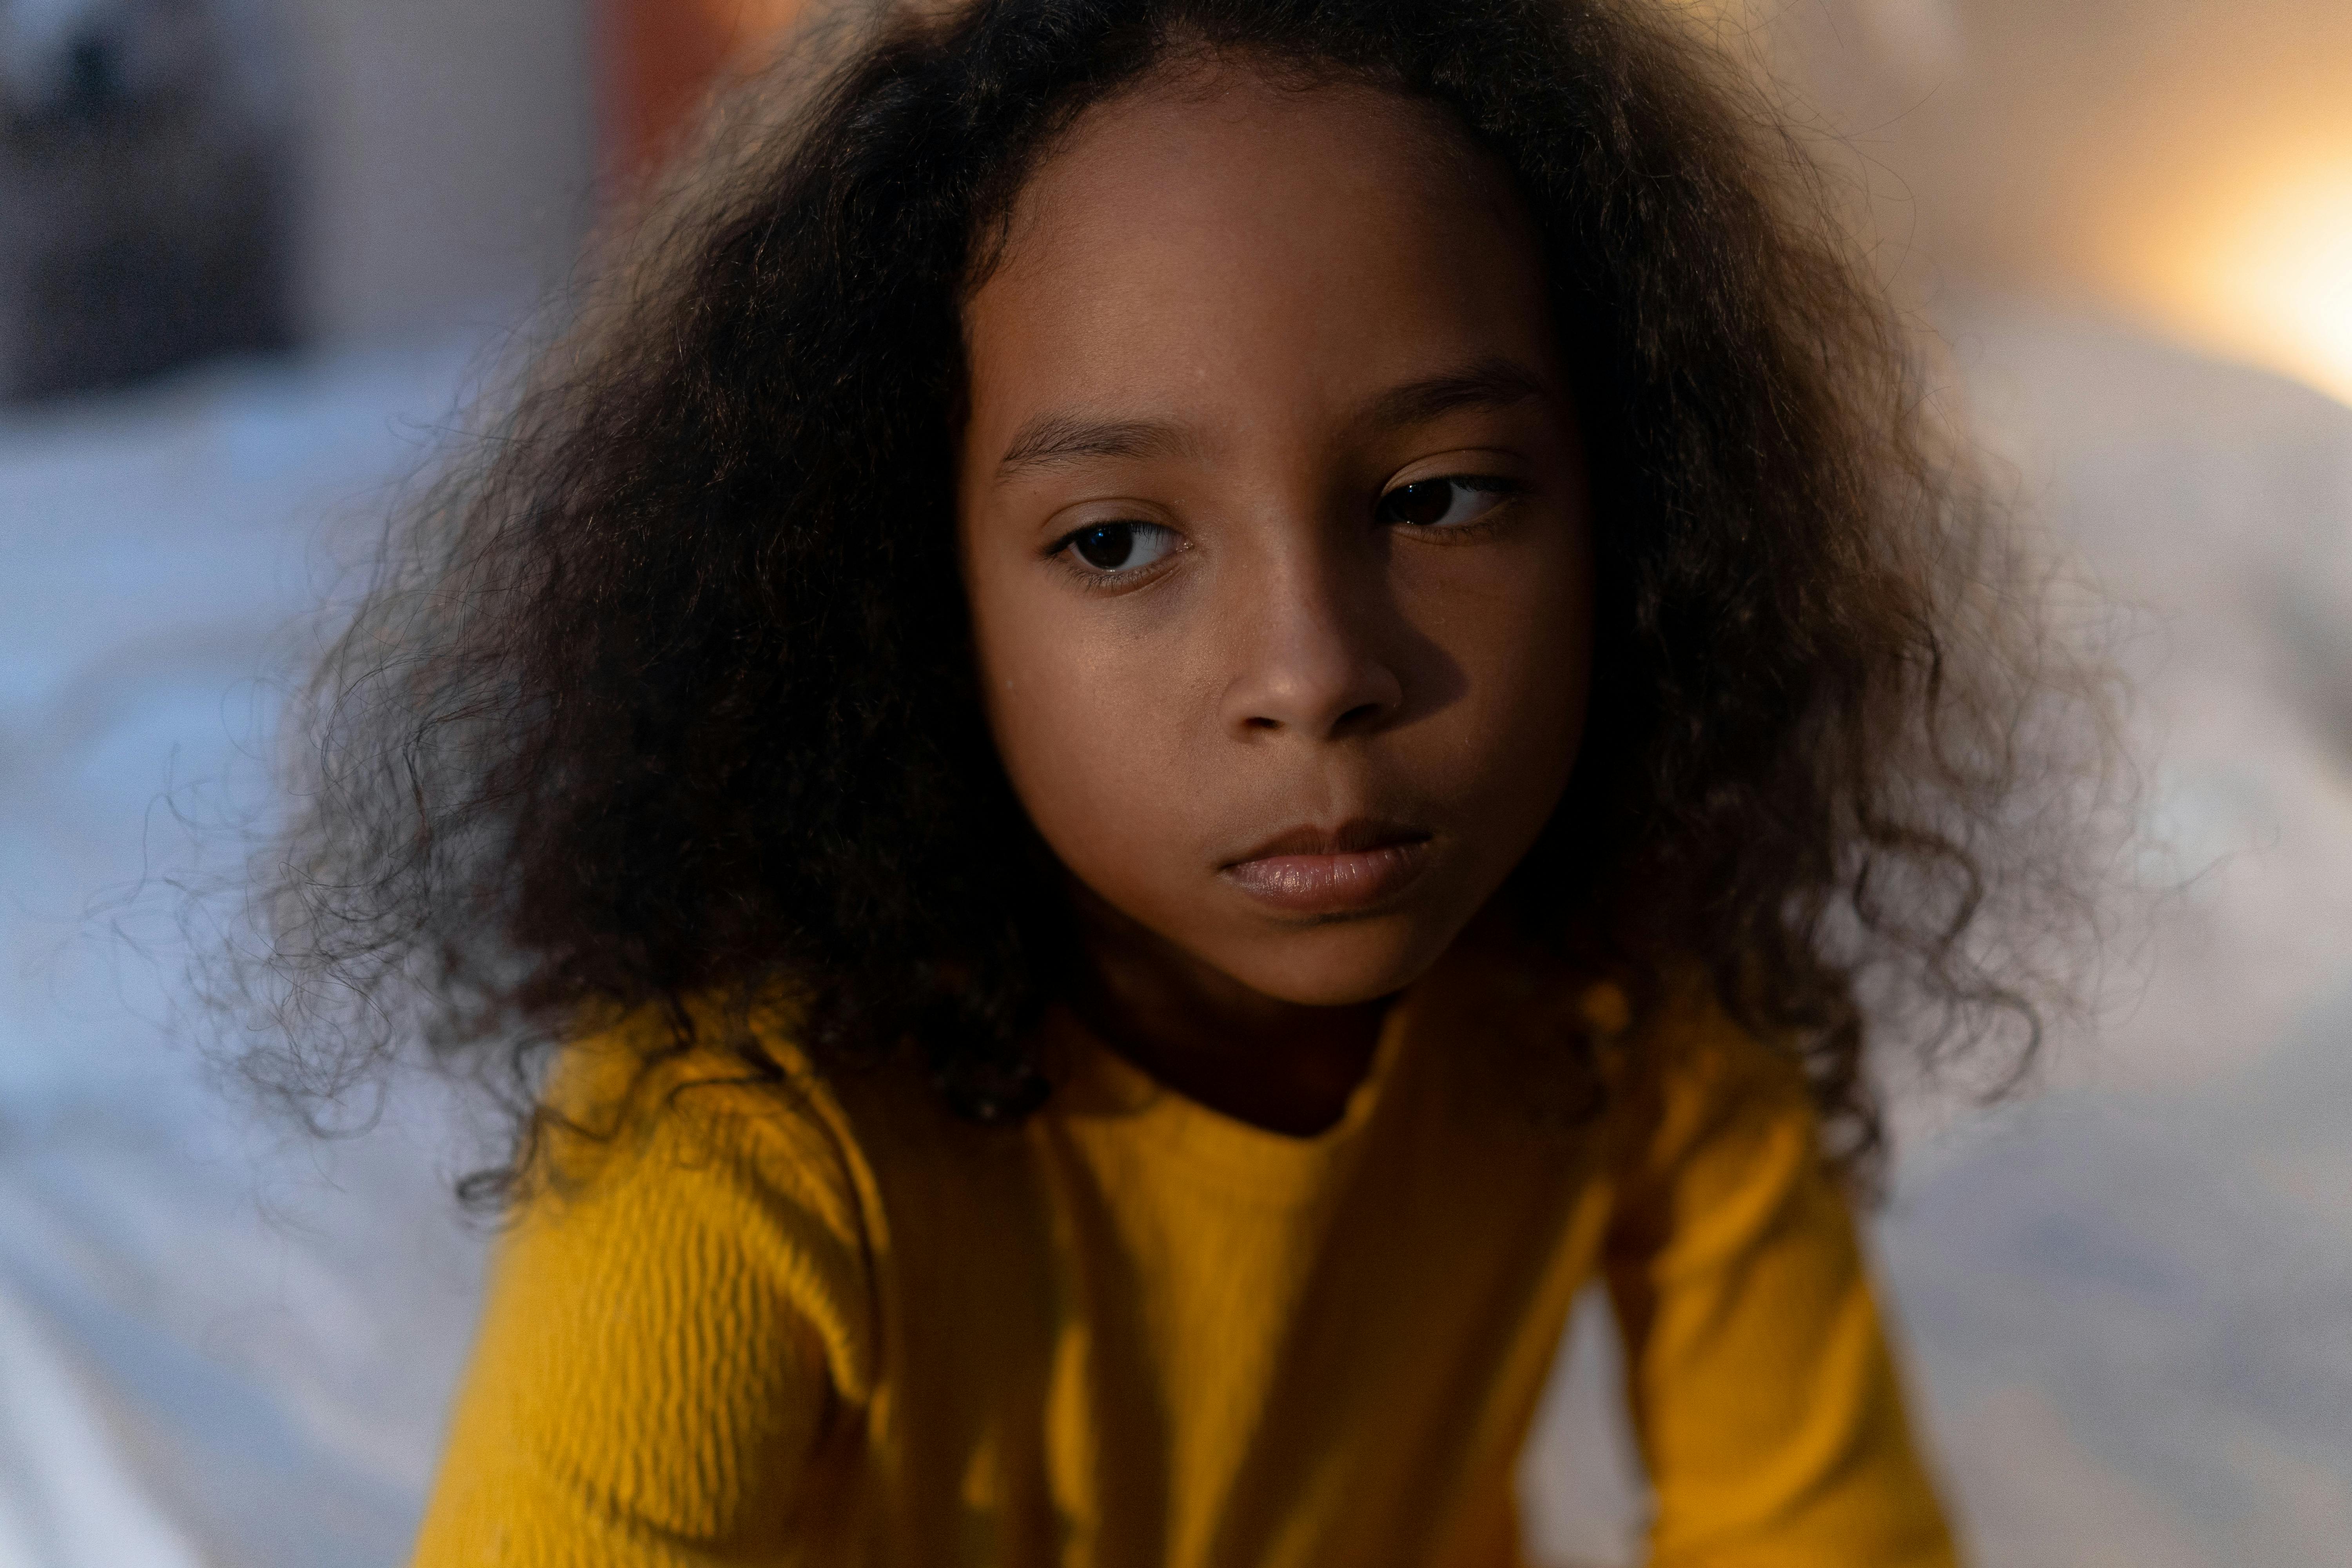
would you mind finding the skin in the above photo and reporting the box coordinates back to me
[958,60,1593,1134]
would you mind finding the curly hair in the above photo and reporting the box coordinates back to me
[236,0,2101,1203]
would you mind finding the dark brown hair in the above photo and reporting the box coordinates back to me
[237,0,2102,1202]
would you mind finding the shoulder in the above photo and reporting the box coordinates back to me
[1622,980,1813,1143]
[1601,978,1833,1250]
[504,998,888,1402]
[420,1002,876,1553]
[533,1000,873,1237]
[1598,986,1955,1563]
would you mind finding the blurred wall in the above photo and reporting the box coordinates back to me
[1748,0,2352,403]
[606,0,804,180]
[285,0,595,346]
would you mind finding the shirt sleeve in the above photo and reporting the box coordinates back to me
[1602,1013,1959,1568]
[410,1056,875,1567]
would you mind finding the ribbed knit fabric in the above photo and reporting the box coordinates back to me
[411,941,1957,1566]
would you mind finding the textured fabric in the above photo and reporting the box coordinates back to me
[411,944,1956,1566]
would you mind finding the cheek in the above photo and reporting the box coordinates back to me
[969,580,1210,895]
[1409,532,1593,817]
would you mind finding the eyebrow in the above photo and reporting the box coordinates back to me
[1360,357,1555,432]
[991,356,1556,481]
[996,415,1193,478]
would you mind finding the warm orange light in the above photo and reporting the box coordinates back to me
[2174,160,2352,409]
[604,0,807,183]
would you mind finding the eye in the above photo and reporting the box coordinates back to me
[1060,520,1181,575]
[1377,476,1515,530]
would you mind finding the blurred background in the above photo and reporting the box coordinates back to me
[0,0,2345,1563]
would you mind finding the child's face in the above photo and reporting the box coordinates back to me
[958,62,1591,1009]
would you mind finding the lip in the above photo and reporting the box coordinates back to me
[1219,818,1434,916]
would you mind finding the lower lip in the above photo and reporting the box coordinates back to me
[1221,840,1432,915]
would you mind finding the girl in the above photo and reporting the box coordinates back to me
[252,0,2089,1561]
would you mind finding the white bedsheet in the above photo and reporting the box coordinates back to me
[0,345,491,1567]
[0,310,2346,1566]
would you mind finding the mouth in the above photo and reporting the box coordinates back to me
[1218,818,1435,916]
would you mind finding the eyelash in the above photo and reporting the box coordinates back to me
[1045,474,1524,584]
[1376,474,1523,534]
[1048,519,1185,586]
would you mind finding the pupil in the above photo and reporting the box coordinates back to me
[1388,480,1453,526]
[1075,524,1134,570]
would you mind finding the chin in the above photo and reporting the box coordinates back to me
[1211,915,1461,1009]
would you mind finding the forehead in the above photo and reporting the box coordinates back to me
[964,60,1555,434]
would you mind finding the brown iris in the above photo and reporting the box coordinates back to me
[1379,478,1461,526]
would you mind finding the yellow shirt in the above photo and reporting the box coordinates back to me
[412,946,1956,1566]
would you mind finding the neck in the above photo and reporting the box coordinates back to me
[1070,893,1387,1138]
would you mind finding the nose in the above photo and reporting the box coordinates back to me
[1220,545,1405,741]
